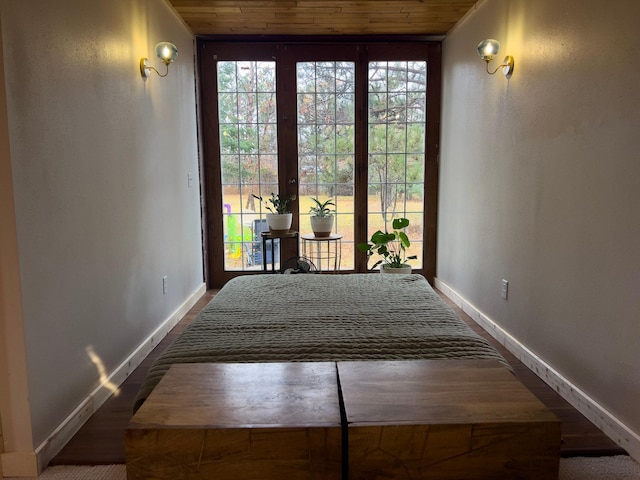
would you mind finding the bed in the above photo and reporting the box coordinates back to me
[133,273,509,412]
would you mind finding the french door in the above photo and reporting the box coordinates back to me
[199,40,441,287]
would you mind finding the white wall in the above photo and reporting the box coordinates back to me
[440,0,639,457]
[0,0,203,474]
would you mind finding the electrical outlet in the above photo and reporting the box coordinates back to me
[187,172,193,188]
[501,279,509,300]
[162,275,168,295]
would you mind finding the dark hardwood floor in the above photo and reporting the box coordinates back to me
[51,287,625,465]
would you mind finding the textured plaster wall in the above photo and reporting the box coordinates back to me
[0,0,202,449]
[440,0,639,437]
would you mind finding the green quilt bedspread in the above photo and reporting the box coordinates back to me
[133,274,508,412]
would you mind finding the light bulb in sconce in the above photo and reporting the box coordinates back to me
[477,39,514,77]
[477,39,500,61]
[155,42,178,65]
[140,42,179,79]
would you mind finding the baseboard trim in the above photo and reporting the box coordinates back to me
[28,283,207,475]
[434,277,640,463]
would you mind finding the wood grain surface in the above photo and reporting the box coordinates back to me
[339,359,561,479]
[126,362,342,480]
[168,0,477,36]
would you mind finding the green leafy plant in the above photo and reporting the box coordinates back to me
[252,192,296,214]
[357,217,417,269]
[309,198,335,217]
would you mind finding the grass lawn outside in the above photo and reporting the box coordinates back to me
[222,193,424,271]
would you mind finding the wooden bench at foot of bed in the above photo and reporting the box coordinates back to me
[339,360,561,480]
[125,360,560,480]
[125,362,343,480]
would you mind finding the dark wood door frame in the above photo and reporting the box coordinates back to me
[197,37,441,288]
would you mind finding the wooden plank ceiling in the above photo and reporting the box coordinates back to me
[168,0,478,36]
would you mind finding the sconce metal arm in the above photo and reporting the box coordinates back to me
[485,62,502,75]
[140,58,170,78]
[484,55,515,76]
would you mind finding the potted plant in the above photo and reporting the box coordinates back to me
[309,197,335,237]
[357,217,417,274]
[252,192,297,234]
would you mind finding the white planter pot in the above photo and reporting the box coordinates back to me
[266,213,292,234]
[310,215,334,237]
[380,264,412,275]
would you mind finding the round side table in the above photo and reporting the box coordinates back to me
[300,234,343,272]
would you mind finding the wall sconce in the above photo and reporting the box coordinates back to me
[140,42,179,78]
[477,39,514,77]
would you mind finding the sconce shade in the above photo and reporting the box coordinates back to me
[140,42,179,78]
[155,42,178,65]
[477,38,514,77]
[477,39,500,61]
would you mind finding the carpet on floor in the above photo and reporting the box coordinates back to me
[3,456,639,479]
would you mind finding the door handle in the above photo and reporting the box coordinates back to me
[289,178,297,184]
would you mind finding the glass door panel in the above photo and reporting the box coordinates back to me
[296,61,356,270]
[218,60,279,271]
[367,61,427,269]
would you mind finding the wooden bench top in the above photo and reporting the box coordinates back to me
[337,359,558,425]
[129,362,342,429]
